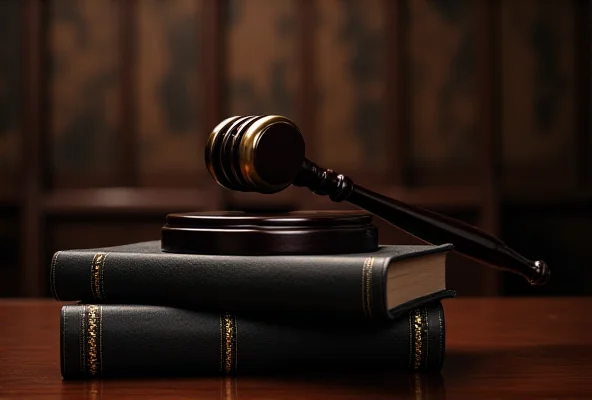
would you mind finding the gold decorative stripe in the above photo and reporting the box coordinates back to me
[86,305,101,377]
[412,309,424,370]
[220,313,237,374]
[90,253,108,301]
[361,257,375,318]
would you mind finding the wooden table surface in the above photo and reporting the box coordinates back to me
[0,297,590,399]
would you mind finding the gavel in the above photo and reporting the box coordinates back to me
[205,115,550,286]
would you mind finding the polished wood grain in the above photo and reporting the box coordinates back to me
[0,297,590,399]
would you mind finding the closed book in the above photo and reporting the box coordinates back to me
[51,241,455,321]
[60,301,446,379]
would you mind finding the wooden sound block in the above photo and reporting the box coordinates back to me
[161,210,378,255]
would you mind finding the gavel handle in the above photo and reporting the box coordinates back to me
[294,158,549,285]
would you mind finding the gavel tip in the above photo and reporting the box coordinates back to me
[530,260,550,285]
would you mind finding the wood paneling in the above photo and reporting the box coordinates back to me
[118,0,137,187]
[221,0,301,208]
[48,0,121,188]
[476,0,502,295]
[0,1,23,194]
[408,0,478,185]
[136,0,205,187]
[47,216,165,252]
[386,0,411,186]
[500,0,577,190]
[43,187,220,215]
[224,0,299,120]
[20,0,44,297]
[576,0,591,186]
[202,0,223,141]
[314,0,387,175]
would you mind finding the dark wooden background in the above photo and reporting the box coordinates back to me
[0,0,589,298]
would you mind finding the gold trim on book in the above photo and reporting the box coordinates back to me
[90,253,108,301]
[412,309,424,370]
[361,257,375,318]
[86,305,101,376]
[220,313,237,374]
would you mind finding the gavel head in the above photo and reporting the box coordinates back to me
[205,115,305,193]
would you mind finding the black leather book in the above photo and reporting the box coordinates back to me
[51,241,455,321]
[60,301,446,379]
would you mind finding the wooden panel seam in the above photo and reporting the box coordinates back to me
[576,0,591,187]
[119,0,138,186]
[476,0,502,295]
[298,0,315,161]
[20,0,44,296]
[386,0,409,186]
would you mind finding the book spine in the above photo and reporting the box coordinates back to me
[60,302,446,379]
[50,250,393,321]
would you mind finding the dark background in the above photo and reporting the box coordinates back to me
[0,0,589,298]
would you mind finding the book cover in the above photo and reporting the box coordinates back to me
[51,241,455,321]
[60,301,447,379]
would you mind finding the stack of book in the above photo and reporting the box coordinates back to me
[51,239,455,379]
